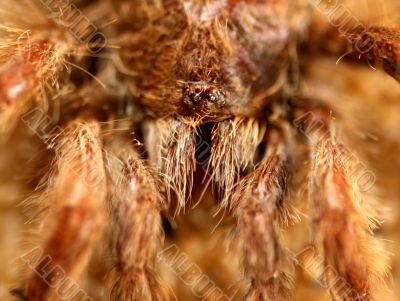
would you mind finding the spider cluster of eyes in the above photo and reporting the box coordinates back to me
[182,81,226,110]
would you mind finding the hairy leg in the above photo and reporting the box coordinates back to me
[348,26,400,82]
[305,117,388,300]
[209,117,266,207]
[105,138,168,300]
[144,117,198,213]
[304,22,400,82]
[230,124,295,301]
[15,119,106,301]
[0,41,59,136]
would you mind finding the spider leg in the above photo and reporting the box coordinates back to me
[105,139,168,301]
[15,120,107,301]
[303,20,400,82]
[209,117,266,207]
[230,125,295,301]
[301,113,389,300]
[144,116,198,213]
[348,26,400,82]
[0,0,109,137]
[0,42,57,136]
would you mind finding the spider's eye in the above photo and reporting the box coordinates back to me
[182,82,226,111]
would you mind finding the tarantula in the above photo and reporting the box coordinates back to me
[0,0,399,300]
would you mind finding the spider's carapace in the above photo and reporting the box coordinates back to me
[116,0,289,118]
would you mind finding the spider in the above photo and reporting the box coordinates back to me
[0,0,399,300]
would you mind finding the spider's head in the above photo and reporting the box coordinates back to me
[175,0,290,118]
[117,0,289,119]
[181,81,226,113]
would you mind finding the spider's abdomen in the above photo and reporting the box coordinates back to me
[116,0,290,119]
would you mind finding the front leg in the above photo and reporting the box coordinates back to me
[231,126,295,300]
[295,108,390,300]
[105,139,168,301]
[349,26,400,82]
[14,120,106,301]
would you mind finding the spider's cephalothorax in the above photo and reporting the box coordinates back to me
[0,0,399,301]
[116,0,289,118]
